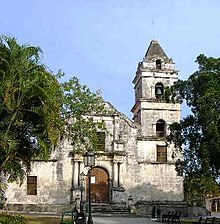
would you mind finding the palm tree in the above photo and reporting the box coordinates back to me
[0,36,63,183]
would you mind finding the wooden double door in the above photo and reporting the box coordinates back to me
[86,167,109,203]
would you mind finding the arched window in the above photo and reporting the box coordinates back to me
[156,119,166,137]
[156,59,162,69]
[155,83,164,100]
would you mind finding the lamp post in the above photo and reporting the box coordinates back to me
[83,151,95,224]
[79,172,85,214]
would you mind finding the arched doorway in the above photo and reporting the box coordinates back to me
[86,167,109,203]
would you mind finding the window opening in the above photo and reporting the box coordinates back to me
[156,119,166,137]
[156,59,162,69]
[96,132,105,151]
[157,145,167,163]
[27,176,37,195]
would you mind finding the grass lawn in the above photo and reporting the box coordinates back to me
[24,215,62,224]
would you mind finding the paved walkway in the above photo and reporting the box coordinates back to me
[92,216,152,224]
[12,211,152,224]
[92,213,220,224]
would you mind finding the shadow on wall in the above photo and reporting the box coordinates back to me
[122,182,209,217]
[124,181,184,202]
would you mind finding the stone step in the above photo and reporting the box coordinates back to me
[89,204,132,216]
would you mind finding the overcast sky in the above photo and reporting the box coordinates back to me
[1,0,220,118]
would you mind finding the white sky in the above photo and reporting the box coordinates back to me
[1,0,220,118]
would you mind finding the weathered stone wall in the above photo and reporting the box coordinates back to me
[7,139,74,205]
[6,104,183,209]
[118,145,183,202]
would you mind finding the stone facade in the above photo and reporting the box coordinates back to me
[6,40,184,211]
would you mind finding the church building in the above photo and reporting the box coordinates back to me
[6,40,184,212]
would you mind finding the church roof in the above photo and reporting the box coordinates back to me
[104,101,138,128]
[144,40,169,62]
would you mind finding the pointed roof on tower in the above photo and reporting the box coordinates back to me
[144,40,169,62]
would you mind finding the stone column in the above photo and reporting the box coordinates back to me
[79,161,84,175]
[108,178,113,202]
[73,161,79,188]
[117,162,121,187]
[113,162,118,187]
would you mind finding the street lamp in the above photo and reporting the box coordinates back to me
[83,151,95,168]
[83,151,95,224]
[79,172,85,214]
[75,172,86,224]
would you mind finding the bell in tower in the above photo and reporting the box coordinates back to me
[156,88,162,95]
[155,83,163,100]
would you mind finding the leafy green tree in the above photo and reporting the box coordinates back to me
[167,54,220,204]
[184,172,219,205]
[60,76,107,153]
[0,36,107,187]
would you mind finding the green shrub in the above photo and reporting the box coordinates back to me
[0,212,27,224]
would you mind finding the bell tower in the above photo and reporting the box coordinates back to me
[131,40,180,140]
[130,40,183,201]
